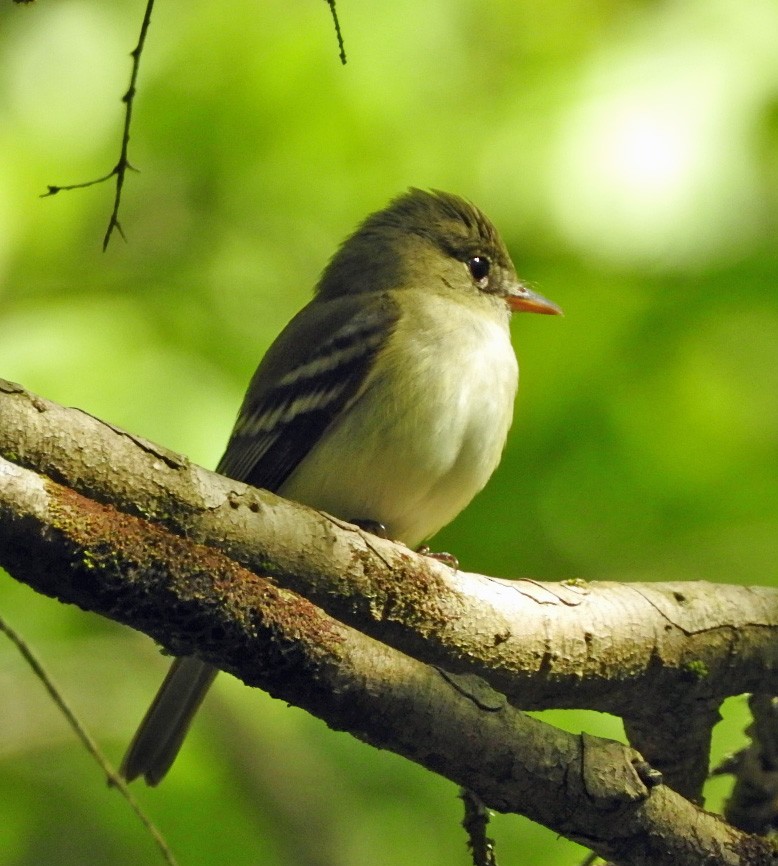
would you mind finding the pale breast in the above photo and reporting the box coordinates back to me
[280,290,519,547]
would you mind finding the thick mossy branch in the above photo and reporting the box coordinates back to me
[0,455,773,866]
[1,380,776,722]
[2,380,778,857]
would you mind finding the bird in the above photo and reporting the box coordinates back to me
[120,188,562,785]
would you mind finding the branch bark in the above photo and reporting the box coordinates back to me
[1,380,777,864]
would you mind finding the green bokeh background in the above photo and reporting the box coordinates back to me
[1,1,776,864]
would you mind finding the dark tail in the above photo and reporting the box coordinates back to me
[120,657,218,785]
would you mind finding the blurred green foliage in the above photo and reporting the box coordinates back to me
[1,0,776,863]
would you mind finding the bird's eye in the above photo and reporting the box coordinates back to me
[468,256,491,285]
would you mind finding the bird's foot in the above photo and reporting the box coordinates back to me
[416,546,459,571]
[350,520,459,571]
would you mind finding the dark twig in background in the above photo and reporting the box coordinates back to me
[0,613,178,866]
[324,0,347,65]
[40,0,156,250]
[38,0,343,247]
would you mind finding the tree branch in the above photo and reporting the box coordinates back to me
[40,0,155,249]
[1,379,777,863]
[1,380,775,717]
[0,454,772,866]
[714,694,778,833]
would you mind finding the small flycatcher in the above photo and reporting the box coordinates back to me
[121,189,562,785]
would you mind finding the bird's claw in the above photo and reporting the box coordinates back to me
[416,545,459,571]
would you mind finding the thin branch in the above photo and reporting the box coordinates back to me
[0,613,178,866]
[41,0,155,250]
[323,0,347,65]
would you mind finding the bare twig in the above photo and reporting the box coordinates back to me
[323,0,347,65]
[41,0,156,250]
[461,788,498,866]
[0,613,179,866]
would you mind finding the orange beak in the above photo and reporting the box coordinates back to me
[506,283,563,316]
